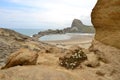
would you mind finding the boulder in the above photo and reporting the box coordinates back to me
[1,48,39,69]
[84,52,100,68]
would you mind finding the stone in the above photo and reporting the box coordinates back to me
[91,0,120,49]
[84,52,100,68]
[90,0,120,79]
[1,48,39,69]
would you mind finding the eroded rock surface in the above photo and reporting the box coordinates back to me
[91,0,120,49]
[0,66,78,80]
[1,48,39,69]
[89,40,120,80]
[91,0,120,79]
[0,28,64,66]
[0,0,120,80]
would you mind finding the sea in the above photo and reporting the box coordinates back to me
[12,28,45,37]
[40,34,71,41]
[12,28,94,41]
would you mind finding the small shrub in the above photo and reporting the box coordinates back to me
[59,50,87,69]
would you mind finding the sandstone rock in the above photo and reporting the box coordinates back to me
[69,45,82,52]
[0,28,64,66]
[90,40,120,80]
[0,66,79,80]
[1,48,39,69]
[0,28,29,66]
[91,0,120,49]
[90,0,120,79]
[84,52,100,68]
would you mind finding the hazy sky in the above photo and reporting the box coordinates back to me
[0,0,97,29]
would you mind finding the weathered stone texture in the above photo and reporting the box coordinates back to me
[91,0,120,48]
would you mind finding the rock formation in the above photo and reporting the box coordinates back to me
[91,0,120,49]
[0,66,79,80]
[0,28,30,66]
[0,28,64,66]
[70,19,94,33]
[0,0,120,80]
[1,48,39,69]
[33,19,94,40]
[90,0,120,80]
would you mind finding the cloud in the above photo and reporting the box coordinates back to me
[0,0,97,29]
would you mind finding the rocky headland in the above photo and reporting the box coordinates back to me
[32,19,95,40]
[0,0,120,80]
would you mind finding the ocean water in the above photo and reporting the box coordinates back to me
[12,28,44,36]
[11,28,94,41]
[40,33,94,41]
[40,34,71,41]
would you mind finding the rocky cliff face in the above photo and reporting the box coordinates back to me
[91,0,120,49]
[71,19,84,28]
[70,19,94,33]
[90,0,120,80]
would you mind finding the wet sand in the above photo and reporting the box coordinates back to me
[40,34,94,49]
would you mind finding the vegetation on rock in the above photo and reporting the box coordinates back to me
[59,49,87,69]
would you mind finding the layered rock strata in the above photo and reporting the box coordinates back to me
[90,0,120,79]
[91,0,120,49]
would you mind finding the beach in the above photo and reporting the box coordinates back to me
[40,33,94,49]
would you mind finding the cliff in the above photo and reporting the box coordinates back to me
[90,0,120,80]
[91,0,120,49]
[70,19,95,33]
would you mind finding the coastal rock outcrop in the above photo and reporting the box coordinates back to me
[70,19,95,33]
[90,0,120,79]
[89,40,120,80]
[0,28,30,66]
[0,0,120,80]
[0,28,64,66]
[91,0,120,49]
[1,48,39,69]
[33,19,94,40]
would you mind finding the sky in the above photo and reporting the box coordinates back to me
[0,0,97,29]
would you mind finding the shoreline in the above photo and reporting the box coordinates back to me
[40,33,94,49]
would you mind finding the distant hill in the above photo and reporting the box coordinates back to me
[68,19,95,33]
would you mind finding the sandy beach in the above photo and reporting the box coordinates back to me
[40,33,94,49]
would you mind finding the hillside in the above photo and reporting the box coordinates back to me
[71,19,94,33]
